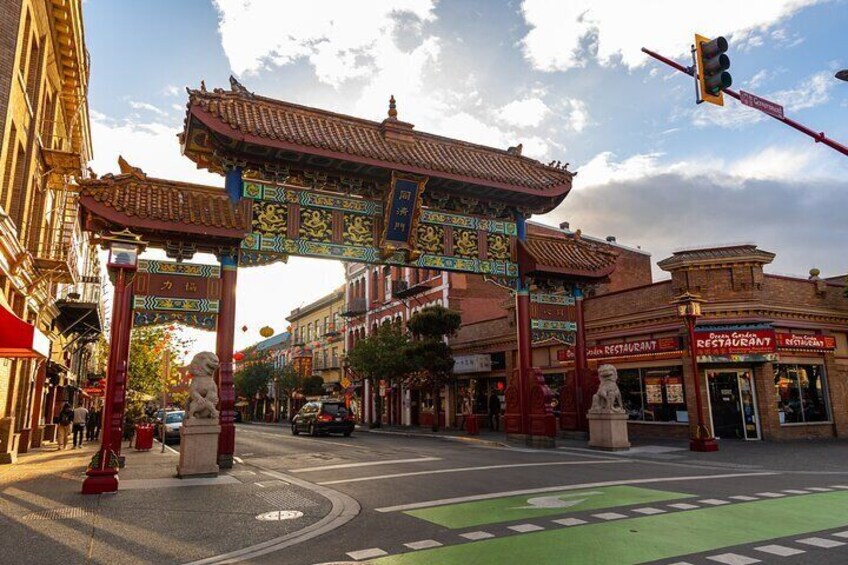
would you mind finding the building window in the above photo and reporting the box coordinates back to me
[774,364,830,424]
[617,367,687,423]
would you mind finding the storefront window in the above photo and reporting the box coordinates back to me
[774,364,829,424]
[616,367,687,423]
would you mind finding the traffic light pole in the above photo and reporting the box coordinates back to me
[642,47,848,158]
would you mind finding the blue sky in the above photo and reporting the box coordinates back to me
[83,0,848,350]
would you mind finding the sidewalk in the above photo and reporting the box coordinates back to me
[0,438,346,565]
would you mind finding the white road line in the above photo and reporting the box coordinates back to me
[754,544,806,557]
[289,457,441,473]
[796,537,845,548]
[755,492,785,498]
[593,512,627,520]
[459,531,494,540]
[632,507,666,515]
[508,523,544,533]
[552,518,587,526]
[346,548,388,560]
[240,428,355,449]
[699,499,730,505]
[319,460,625,486]
[832,485,848,489]
[729,495,758,501]
[806,487,833,492]
[668,503,699,510]
[706,553,761,565]
[404,540,443,550]
[233,456,244,464]
[374,472,778,513]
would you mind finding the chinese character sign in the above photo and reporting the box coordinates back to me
[132,260,222,331]
[380,172,427,258]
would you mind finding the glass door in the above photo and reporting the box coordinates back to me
[706,370,760,440]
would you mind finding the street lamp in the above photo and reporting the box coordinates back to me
[673,292,718,453]
[82,230,147,495]
[836,69,848,82]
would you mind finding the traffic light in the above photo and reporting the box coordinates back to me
[695,34,731,106]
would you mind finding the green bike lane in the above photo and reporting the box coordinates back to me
[372,490,848,564]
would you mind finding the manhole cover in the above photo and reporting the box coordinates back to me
[23,507,94,521]
[256,510,304,521]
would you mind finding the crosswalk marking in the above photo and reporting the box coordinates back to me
[706,553,761,564]
[831,531,848,539]
[729,495,758,501]
[781,489,809,494]
[831,485,848,489]
[404,540,443,550]
[632,507,666,515]
[699,499,730,505]
[668,503,699,510]
[593,512,628,520]
[347,548,388,560]
[509,523,545,533]
[754,544,806,557]
[796,537,846,548]
[806,487,833,492]
[754,492,784,498]
[552,517,587,526]
[459,531,494,540]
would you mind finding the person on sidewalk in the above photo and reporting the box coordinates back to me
[92,408,102,441]
[488,391,501,432]
[56,403,74,450]
[85,407,98,441]
[72,404,89,448]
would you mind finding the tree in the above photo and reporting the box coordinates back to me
[127,326,194,419]
[346,324,414,427]
[407,306,462,432]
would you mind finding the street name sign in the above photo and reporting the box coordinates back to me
[739,91,784,119]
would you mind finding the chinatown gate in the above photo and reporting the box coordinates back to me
[78,79,615,494]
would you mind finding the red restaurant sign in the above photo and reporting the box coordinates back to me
[695,329,776,356]
[557,337,682,361]
[776,333,836,351]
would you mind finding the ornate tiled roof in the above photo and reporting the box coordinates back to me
[657,244,775,271]
[182,81,574,196]
[519,223,618,279]
[78,169,251,238]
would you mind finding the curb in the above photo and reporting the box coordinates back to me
[356,427,511,449]
[184,465,360,565]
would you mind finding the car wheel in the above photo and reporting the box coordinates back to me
[309,424,317,437]
[343,431,352,437]
[291,423,299,435]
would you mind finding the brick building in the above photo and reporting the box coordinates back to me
[578,244,848,442]
[0,0,102,463]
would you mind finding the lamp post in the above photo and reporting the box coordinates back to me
[82,229,146,495]
[674,292,718,453]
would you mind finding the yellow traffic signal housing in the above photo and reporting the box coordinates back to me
[695,34,732,106]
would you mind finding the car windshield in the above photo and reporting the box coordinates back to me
[321,403,345,416]
[165,412,184,424]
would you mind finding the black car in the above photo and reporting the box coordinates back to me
[291,400,354,437]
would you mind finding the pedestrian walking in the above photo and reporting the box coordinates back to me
[488,391,501,431]
[56,402,74,450]
[92,408,102,441]
[85,407,97,441]
[72,404,89,448]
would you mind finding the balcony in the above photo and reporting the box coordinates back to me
[392,279,431,299]
[54,281,103,337]
[341,296,367,317]
[313,358,341,371]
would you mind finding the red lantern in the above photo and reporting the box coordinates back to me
[241,325,248,333]
[496,381,505,391]
[233,352,245,362]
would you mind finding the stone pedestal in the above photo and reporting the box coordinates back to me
[177,419,220,478]
[0,418,18,464]
[587,411,630,451]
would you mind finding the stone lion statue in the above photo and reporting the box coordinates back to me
[590,364,625,414]
[186,352,220,421]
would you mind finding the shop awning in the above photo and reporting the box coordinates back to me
[0,296,50,358]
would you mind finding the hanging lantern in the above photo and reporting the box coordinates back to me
[233,351,245,362]
[260,326,274,338]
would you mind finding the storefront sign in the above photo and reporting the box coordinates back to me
[776,333,836,351]
[454,354,493,374]
[695,328,776,356]
[557,337,683,361]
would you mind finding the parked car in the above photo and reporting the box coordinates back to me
[155,410,185,443]
[291,400,354,437]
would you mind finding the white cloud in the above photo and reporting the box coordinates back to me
[128,100,168,117]
[565,99,589,132]
[213,0,436,84]
[163,85,181,96]
[519,0,826,72]
[498,97,550,128]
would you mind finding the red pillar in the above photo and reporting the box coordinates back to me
[29,361,47,448]
[82,267,133,494]
[509,288,532,435]
[215,253,237,469]
[573,288,590,432]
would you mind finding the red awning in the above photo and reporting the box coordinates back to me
[0,300,50,358]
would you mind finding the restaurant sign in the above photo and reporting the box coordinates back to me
[695,326,777,362]
[557,337,682,361]
[776,333,836,351]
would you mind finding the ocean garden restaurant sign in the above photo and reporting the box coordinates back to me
[695,326,777,363]
[557,337,683,362]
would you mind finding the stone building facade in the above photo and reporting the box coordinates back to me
[287,287,346,391]
[0,0,102,463]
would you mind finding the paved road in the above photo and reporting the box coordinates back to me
[232,424,848,565]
